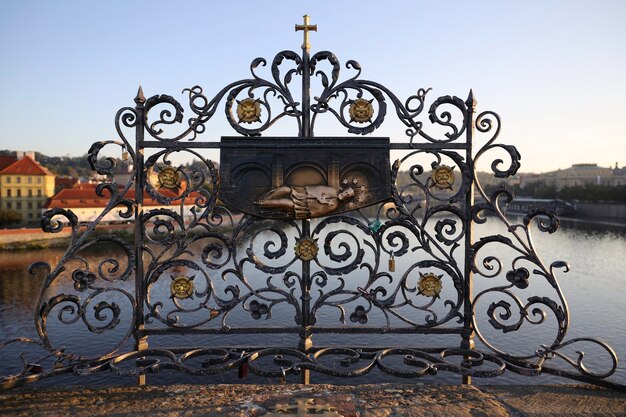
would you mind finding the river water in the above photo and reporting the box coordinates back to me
[1,218,625,387]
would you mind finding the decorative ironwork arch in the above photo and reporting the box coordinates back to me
[1,16,623,390]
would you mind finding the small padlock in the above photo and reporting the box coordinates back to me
[238,351,249,379]
[121,146,129,162]
[280,367,287,384]
[389,253,395,272]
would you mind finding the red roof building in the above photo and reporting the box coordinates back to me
[55,176,79,193]
[43,183,203,223]
[1,155,56,227]
[0,156,53,176]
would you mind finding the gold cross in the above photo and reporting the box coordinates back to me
[265,398,343,417]
[295,14,317,51]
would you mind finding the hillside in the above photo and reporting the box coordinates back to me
[0,150,93,177]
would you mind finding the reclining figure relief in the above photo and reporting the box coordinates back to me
[255,185,356,219]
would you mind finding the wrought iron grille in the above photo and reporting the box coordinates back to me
[1,16,623,390]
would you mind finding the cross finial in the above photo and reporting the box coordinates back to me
[295,15,317,51]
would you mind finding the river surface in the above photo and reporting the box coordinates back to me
[1,218,625,388]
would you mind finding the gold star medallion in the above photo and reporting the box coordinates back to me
[158,166,182,190]
[431,165,455,190]
[294,238,319,261]
[236,98,262,124]
[349,98,374,123]
[418,272,443,297]
[170,275,195,299]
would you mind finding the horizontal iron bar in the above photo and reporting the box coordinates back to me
[534,364,626,393]
[221,136,391,147]
[143,141,221,149]
[141,345,458,353]
[311,326,468,335]
[141,140,469,150]
[141,327,302,336]
[390,142,468,150]
[140,326,467,336]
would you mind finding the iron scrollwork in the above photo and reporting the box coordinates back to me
[0,35,623,390]
[470,110,619,382]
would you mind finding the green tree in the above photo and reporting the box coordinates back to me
[0,208,22,227]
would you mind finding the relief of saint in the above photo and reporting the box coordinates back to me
[255,185,356,219]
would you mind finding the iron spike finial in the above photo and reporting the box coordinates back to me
[466,88,476,111]
[135,85,146,105]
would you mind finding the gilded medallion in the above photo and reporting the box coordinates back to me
[349,98,374,123]
[431,165,455,190]
[418,272,443,297]
[170,275,195,299]
[158,166,182,190]
[294,238,318,261]
[236,98,262,124]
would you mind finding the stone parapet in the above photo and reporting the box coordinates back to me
[1,383,625,416]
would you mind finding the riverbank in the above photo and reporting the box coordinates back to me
[2,208,626,252]
[0,224,133,250]
[0,227,72,250]
[0,217,244,250]
[575,202,626,221]
[1,383,625,416]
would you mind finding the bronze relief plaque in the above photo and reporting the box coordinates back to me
[219,137,392,219]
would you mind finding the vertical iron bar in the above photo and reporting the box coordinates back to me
[299,219,312,385]
[298,18,312,384]
[301,37,311,138]
[462,90,476,385]
[133,86,148,386]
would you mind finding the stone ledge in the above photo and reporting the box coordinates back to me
[1,383,625,417]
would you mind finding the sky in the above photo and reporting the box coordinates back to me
[0,0,625,173]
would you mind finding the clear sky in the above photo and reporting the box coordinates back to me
[1,1,625,173]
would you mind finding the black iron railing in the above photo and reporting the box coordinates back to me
[1,16,622,390]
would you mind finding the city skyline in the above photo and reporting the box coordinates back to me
[1,1,625,173]
[0,148,623,176]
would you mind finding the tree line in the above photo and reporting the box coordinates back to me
[0,150,94,178]
[509,181,626,203]
[396,169,626,203]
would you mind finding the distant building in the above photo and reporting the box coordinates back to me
[54,176,79,193]
[505,198,576,216]
[541,163,626,189]
[0,152,55,226]
[111,162,134,186]
[44,183,200,224]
